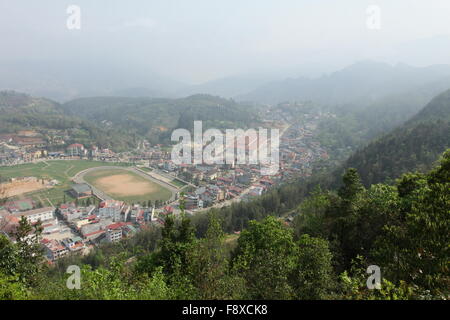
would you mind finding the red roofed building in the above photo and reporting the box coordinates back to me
[44,239,69,261]
[163,206,173,214]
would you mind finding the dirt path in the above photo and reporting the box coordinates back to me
[64,165,74,178]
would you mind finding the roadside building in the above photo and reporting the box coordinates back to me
[70,183,93,199]
[67,143,85,156]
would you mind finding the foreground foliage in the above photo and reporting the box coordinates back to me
[0,150,449,300]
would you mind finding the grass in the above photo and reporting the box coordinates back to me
[170,178,187,188]
[83,168,172,204]
[0,160,132,206]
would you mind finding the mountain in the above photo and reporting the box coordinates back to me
[0,91,66,131]
[0,60,185,102]
[62,94,263,144]
[0,91,136,151]
[175,74,278,98]
[238,61,450,106]
[335,88,450,186]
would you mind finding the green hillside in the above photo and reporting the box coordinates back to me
[335,88,450,186]
[0,91,136,151]
[62,94,263,144]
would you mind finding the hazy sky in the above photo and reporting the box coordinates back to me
[1,0,450,83]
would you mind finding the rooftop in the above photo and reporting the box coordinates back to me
[71,183,91,194]
[13,207,55,217]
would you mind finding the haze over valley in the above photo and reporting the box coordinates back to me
[0,0,449,303]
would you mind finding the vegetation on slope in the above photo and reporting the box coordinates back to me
[62,94,262,144]
[1,150,448,300]
[333,88,450,187]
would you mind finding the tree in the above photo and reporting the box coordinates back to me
[0,272,29,300]
[187,214,245,299]
[12,217,44,285]
[293,187,330,239]
[374,150,450,295]
[232,216,296,299]
[0,216,45,291]
[291,235,334,299]
[338,168,364,210]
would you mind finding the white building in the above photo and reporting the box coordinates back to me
[106,228,122,243]
[14,207,55,224]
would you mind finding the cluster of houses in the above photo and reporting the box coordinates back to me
[119,112,332,212]
[0,130,121,166]
[0,132,48,165]
[48,144,119,162]
[0,204,69,261]
[145,160,280,211]
[278,120,330,179]
[0,105,337,264]
[0,195,174,263]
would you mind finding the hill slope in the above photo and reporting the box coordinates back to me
[62,94,262,144]
[0,91,135,151]
[335,88,450,186]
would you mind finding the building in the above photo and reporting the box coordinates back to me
[70,183,93,199]
[106,228,122,243]
[67,143,85,156]
[61,237,85,252]
[43,239,69,261]
[13,207,54,224]
[99,200,124,221]
[105,222,129,242]
[237,174,252,185]
[184,195,199,210]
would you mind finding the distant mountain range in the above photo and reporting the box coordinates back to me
[0,60,184,102]
[2,59,450,111]
[237,61,450,106]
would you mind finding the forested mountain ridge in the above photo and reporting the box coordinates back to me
[62,94,263,144]
[407,88,450,123]
[0,91,136,151]
[334,88,450,187]
[0,91,263,149]
[0,90,64,115]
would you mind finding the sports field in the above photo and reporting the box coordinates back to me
[83,168,172,203]
[0,160,132,206]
